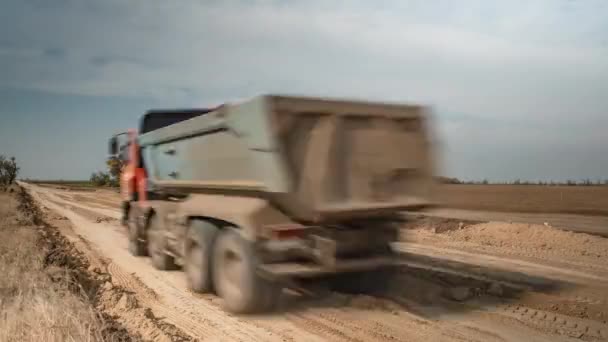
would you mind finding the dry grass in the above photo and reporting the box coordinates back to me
[436,184,608,216]
[0,192,106,342]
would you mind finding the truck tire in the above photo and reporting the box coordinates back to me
[121,201,129,227]
[127,205,147,256]
[185,220,219,293]
[147,213,177,270]
[212,229,280,313]
[330,267,395,295]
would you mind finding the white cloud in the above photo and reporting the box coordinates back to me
[1,0,607,179]
[3,1,608,113]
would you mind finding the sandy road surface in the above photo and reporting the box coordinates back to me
[22,183,608,341]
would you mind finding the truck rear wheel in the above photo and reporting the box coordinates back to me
[127,206,147,257]
[147,213,177,270]
[212,229,280,313]
[185,220,219,293]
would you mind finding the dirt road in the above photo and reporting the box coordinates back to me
[22,183,608,341]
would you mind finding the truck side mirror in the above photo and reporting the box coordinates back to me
[109,136,118,155]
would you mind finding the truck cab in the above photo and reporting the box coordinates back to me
[108,109,217,226]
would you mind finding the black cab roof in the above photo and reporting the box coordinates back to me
[139,108,215,134]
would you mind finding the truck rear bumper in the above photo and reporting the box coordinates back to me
[258,255,397,279]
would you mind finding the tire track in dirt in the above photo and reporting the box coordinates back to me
[48,192,122,219]
[487,305,608,340]
[309,308,412,341]
[287,312,365,342]
[299,295,450,342]
[71,193,122,209]
[55,192,119,211]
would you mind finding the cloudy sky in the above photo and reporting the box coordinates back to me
[0,0,607,182]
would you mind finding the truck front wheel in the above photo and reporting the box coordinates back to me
[127,206,147,256]
[147,213,177,270]
[185,220,219,293]
[212,229,280,313]
[121,201,129,227]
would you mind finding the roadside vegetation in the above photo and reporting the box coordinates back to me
[0,155,19,190]
[89,156,124,187]
[29,155,125,188]
[0,153,105,341]
[437,176,608,186]
[0,157,132,341]
[0,191,106,341]
[27,179,97,187]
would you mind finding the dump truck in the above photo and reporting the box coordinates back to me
[109,94,435,313]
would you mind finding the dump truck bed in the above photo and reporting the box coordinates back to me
[138,95,434,222]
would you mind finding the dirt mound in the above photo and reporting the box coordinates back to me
[95,216,116,223]
[97,286,190,342]
[403,215,482,233]
[445,222,608,259]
